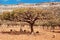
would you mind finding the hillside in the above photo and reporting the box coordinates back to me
[0,2,60,13]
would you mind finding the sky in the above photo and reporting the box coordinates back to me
[0,0,60,5]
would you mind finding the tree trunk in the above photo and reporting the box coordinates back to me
[30,24,34,33]
[51,26,55,32]
[47,26,49,30]
[42,26,44,30]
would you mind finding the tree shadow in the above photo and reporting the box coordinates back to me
[51,30,60,33]
[1,29,31,35]
[1,28,40,36]
[1,31,40,36]
[1,30,31,35]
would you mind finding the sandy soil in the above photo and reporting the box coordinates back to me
[0,26,60,40]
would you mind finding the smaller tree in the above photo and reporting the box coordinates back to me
[2,11,10,20]
[41,23,50,30]
[48,21,57,32]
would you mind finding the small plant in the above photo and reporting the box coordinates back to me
[24,30,26,32]
[36,31,39,33]
[10,29,13,32]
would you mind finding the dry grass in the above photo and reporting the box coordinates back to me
[0,25,60,40]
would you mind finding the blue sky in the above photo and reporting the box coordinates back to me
[0,0,60,4]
